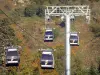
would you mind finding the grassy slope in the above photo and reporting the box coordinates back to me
[10,20,59,75]
[5,13,98,75]
[0,1,61,74]
[10,24,36,75]
[71,17,97,72]
[1,0,100,75]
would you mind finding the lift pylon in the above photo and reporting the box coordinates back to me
[45,5,90,75]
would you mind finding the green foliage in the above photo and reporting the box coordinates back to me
[31,0,59,5]
[54,45,65,75]
[71,56,100,75]
[0,18,18,66]
[88,0,100,2]
[53,28,59,39]
[2,0,100,75]
[34,0,44,5]
[15,8,24,17]
[95,0,100,2]
[24,4,44,17]
[49,0,59,5]
[36,6,45,17]
[4,67,18,75]
[32,67,40,75]
[0,10,3,14]
[90,23,100,37]
[59,0,68,4]
[6,70,17,75]
[24,5,37,17]
[10,10,21,22]
[89,64,99,75]
[97,57,100,73]
[0,57,2,65]
[72,56,82,75]
[71,55,89,75]
[22,68,31,75]
[0,18,15,42]
[0,18,10,26]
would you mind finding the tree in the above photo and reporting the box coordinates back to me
[90,23,100,37]
[24,5,37,17]
[34,0,44,5]
[10,10,21,22]
[0,18,10,26]
[49,0,59,5]
[36,6,44,17]
[71,55,88,75]
[89,64,98,75]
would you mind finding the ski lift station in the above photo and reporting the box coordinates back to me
[44,28,54,42]
[5,46,20,66]
[40,49,54,69]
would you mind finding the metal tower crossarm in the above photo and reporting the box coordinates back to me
[45,5,90,23]
[45,5,90,15]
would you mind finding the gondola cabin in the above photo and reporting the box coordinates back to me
[40,50,54,69]
[5,47,20,66]
[44,28,54,42]
[70,32,79,46]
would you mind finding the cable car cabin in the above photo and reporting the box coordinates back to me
[40,50,54,69]
[70,32,79,46]
[5,47,20,66]
[44,28,54,42]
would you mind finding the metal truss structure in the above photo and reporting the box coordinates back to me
[45,6,90,23]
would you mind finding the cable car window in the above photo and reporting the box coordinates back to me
[7,51,18,56]
[45,31,53,35]
[70,36,78,39]
[41,54,53,60]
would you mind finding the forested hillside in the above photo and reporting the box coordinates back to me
[0,0,100,75]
